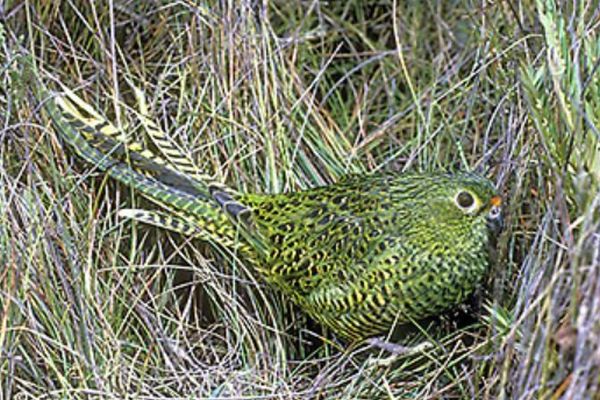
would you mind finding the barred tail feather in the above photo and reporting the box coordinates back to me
[132,86,209,181]
[46,91,226,224]
[119,209,200,236]
[133,94,250,219]
[43,85,267,259]
[53,90,211,198]
[118,208,255,255]
[55,88,249,220]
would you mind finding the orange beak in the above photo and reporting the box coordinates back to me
[490,195,502,207]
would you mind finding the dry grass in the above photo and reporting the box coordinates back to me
[1,0,599,398]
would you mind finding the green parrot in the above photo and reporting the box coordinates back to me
[42,86,503,341]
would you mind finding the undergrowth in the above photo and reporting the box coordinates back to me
[1,1,599,398]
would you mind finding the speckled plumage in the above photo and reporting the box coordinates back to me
[44,88,502,340]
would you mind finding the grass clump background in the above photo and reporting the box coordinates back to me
[1,0,599,398]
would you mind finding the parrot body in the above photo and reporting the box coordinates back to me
[43,87,502,340]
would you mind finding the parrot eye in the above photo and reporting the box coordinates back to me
[455,191,475,210]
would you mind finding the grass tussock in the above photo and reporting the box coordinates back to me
[1,0,599,398]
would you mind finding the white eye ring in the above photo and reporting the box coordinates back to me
[454,191,478,213]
